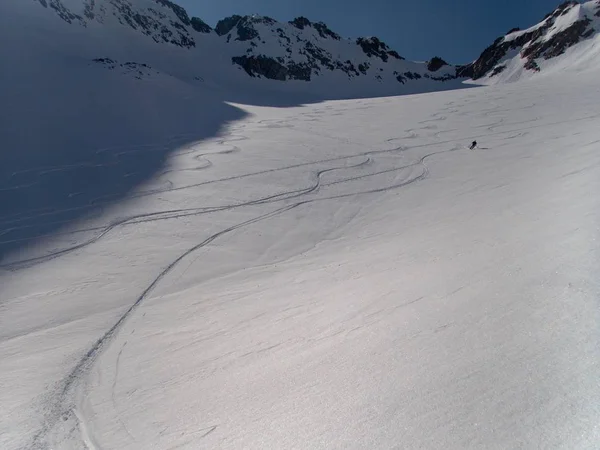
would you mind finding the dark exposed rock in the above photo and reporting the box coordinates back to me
[557,0,579,15]
[233,55,287,80]
[403,71,422,80]
[253,16,276,25]
[287,62,312,81]
[430,74,456,82]
[521,19,592,60]
[122,61,151,68]
[232,55,311,81]
[544,1,578,19]
[216,15,263,41]
[236,23,259,41]
[356,37,399,63]
[276,28,291,44]
[396,74,406,84]
[523,59,540,72]
[507,27,521,34]
[48,0,83,24]
[387,50,404,60]
[191,17,212,33]
[427,56,448,72]
[215,15,242,36]
[84,0,95,20]
[338,60,359,77]
[455,64,474,78]
[93,58,158,79]
[313,22,341,40]
[171,20,186,32]
[490,65,507,77]
[154,0,190,25]
[93,57,116,64]
[358,63,370,74]
[37,0,48,7]
[288,17,340,40]
[303,41,335,70]
[289,16,311,29]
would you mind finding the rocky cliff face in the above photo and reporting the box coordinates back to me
[458,0,600,80]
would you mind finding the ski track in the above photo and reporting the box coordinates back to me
[3,106,597,240]
[8,97,593,271]
[10,91,599,448]
[1,156,372,270]
[25,117,463,449]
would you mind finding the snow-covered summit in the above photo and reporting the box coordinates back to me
[33,0,209,47]
[459,0,600,83]
[211,13,459,85]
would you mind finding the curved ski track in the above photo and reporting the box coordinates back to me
[21,103,600,449]
[3,108,598,253]
[24,135,463,450]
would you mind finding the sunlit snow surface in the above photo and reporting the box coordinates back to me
[2,70,600,449]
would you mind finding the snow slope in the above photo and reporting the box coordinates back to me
[0,0,470,267]
[3,1,600,449]
[460,0,600,83]
[3,65,600,449]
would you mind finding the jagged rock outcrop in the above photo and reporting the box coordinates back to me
[356,37,404,62]
[458,0,599,79]
[232,55,312,81]
[288,17,341,40]
[427,57,448,72]
[190,17,212,33]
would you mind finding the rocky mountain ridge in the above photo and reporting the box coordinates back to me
[31,0,460,91]
[29,0,600,88]
[459,0,600,81]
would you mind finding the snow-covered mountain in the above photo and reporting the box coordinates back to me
[18,0,463,97]
[13,0,600,93]
[212,15,458,86]
[459,0,600,83]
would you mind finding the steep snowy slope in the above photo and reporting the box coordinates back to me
[2,68,600,450]
[460,0,600,83]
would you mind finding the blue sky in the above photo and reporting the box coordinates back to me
[177,0,565,63]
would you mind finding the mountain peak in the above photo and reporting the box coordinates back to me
[427,56,449,72]
[356,37,404,62]
[459,0,600,82]
[24,0,467,96]
[288,17,342,40]
[25,0,600,94]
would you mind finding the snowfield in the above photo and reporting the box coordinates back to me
[2,68,600,449]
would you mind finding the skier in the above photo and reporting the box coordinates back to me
[469,140,477,150]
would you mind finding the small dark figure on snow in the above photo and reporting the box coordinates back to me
[469,140,477,150]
